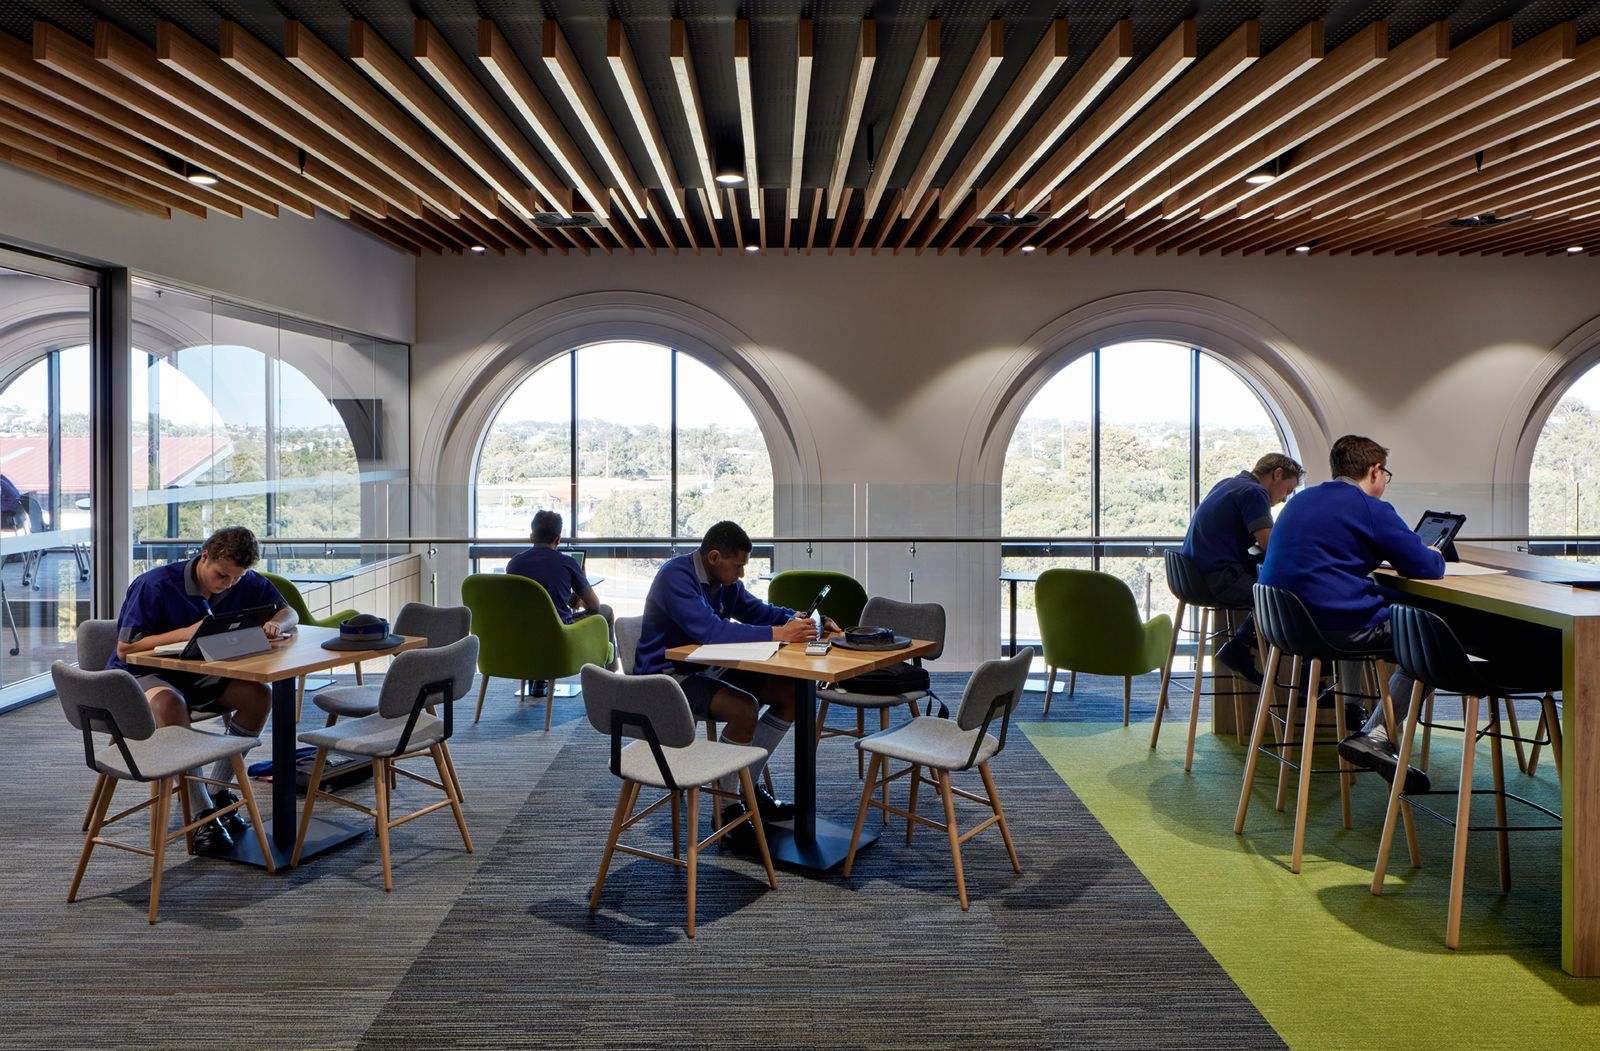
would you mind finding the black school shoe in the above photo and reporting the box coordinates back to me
[719,804,760,850]
[1338,730,1432,795]
[754,786,795,822]
[191,817,236,857]
[207,789,250,837]
[1215,638,1263,686]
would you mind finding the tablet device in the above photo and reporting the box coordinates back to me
[800,583,833,618]
[171,604,278,661]
[1413,510,1466,562]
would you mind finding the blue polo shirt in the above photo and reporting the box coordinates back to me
[1181,471,1273,574]
[0,475,19,516]
[107,558,285,673]
[1259,479,1445,633]
[506,545,587,623]
[634,552,794,675]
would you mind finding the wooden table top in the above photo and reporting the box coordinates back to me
[124,625,425,685]
[1375,543,1600,626]
[667,637,938,685]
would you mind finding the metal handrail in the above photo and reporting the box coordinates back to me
[132,533,1600,547]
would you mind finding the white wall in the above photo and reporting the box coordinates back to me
[413,247,1600,663]
[0,163,414,343]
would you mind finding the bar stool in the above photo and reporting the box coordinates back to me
[1234,583,1416,874]
[1149,551,1261,771]
[1370,605,1563,949]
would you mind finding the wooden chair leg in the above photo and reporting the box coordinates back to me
[1420,693,1435,772]
[815,701,829,746]
[434,744,473,853]
[354,662,363,685]
[1542,694,1564,785]
[1276,657,1302,813]
[762,767,775,796]
[1505,698,1528,774]
[545,689,554,732]
[1446,697,1480,950]
[1123,675,1132,727]
[906,764,922,845]
[81,772,108,833]
[739,769,778,890]
[1373,682,1426,894]
[980,762,1020,873]
[69,774,115,902]
[295,676,306,723]
[671,791,681,859]
[148,776,173,925]
[1184,607,1211,773]
[1151,599,1186,749]
[1234,647,1280,835]
[374,758,394,893]
[1527,705,1547,776]
[292,748,329,866]
[439,742,466,803]
[175,776,196,855]
[1489,699,1511,894]
[843,754,882,878]
[856,708,866,779]
[1290,658,1323,875]
[1333,670,1354,831]
[591,781,639,911]
[938,770,969,910]
[474,673,490,724]
[879,709,891,822]
[1042,667,1057,718]
[231,755,275,873]
[685,787,700,938]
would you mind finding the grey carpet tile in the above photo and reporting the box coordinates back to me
[0,669,1275,1049]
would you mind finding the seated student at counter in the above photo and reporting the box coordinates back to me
[1179,452,1304,684]
[634,520,823,831]
[109,526,297,854]
[507,509,612,631]
[1259,435,1444,792]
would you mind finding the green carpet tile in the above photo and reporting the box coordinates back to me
[1027,703,1599,1050]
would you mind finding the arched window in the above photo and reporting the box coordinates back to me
[1530,364,1600,546]
[1002,339,1292,639]
[473,340,776,613]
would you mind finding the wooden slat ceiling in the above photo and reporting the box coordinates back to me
[3,2,1599,258]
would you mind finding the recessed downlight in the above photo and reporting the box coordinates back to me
[469,245,487,253]
[715,170,746,186]
[1294,244,1312,254]
[1245,169,1276,185]
[1020,244,1037,253]
[1568,245,1586,254]
[186,170,218,186]
[743,244,759,253]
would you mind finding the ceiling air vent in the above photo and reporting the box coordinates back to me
[1443,212,1525,229]
[532,212,603,229]
[976,211,1048,229]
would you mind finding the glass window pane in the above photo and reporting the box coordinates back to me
[577,343,670,538]
[1098,341,1192,539]
[1198,353,1288,495]
[1002,353,1092,538]
[1531,366,1600,546]
[676,353,773,537]
[475,354,572,541]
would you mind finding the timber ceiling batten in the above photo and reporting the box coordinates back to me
[0,5,1596,258]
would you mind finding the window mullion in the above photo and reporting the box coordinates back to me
[569,350,578,540]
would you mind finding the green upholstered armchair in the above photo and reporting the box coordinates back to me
[1035,568,1174,726]
[461,573,613,729]
[262,570,364,718]
[767,569,869,628]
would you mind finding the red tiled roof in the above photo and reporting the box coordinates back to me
[0,435,227,492]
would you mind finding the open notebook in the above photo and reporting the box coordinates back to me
[690,641,779,662]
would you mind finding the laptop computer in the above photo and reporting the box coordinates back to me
[152,604,277,662]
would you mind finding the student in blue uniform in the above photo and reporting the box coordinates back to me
[507,509,611,626]
[1259,435,1445,791]
[1179,452,1303,683]
[0,473,21,528]
[110,526,297,854]
[635,520,824,832]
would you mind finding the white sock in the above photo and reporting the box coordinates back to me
[750,710,791,782]
[186,773,213,813]
[204,722,258,791]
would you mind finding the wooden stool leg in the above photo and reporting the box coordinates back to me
[1527,704,1547,776]
[939,770,969,910]
[354,662,364,684]
[980,761,1020,873]
[671,790,681,859]
[1152,599,1186,748]
[685,787,700,938]
[147,776,173,925]
[439,742,465,803]
[1184,607,1210,773]
[815,701,829,746]
[295,676,306,723]
[1042,667,1057,718]
[1123,675,1132,727]
[1446,697,1481,950]
[879,708,891,821]
[591,781,638,911]
[374,758,394,893]
[857,708,866,779]
[1542,694,1564,785]
[291,748,329,866]
[1290,659,1322,875]
[1505,698,1528,774]
[1333,669,1354,831]
[81,773,107,833]
[843,754,882,878]
[906,764,922,845]
[1420,693,1435,772]
[433,744,473,853]
[69,775,115,902]
[545,690,554,732]
[1373,682,1425,894]
[474,673,490,723]
[231,755,275,873]
[1489,699,1511,894]
[1234,647,1280,835]
[1276,657,1302,813]
[739,769,778,889]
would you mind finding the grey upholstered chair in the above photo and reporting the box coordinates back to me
[843,648,1033,910]
[293,634,478,891]
[581,664,777,938]
[816,597,946,779]
[614,615,643,674]
[75,618,119,673]
[54,661,273,923]
[314,603,473,726]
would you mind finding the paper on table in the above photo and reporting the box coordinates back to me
[690,641,780,662]
[149,641,188,656]
[1443,562,1505,577]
